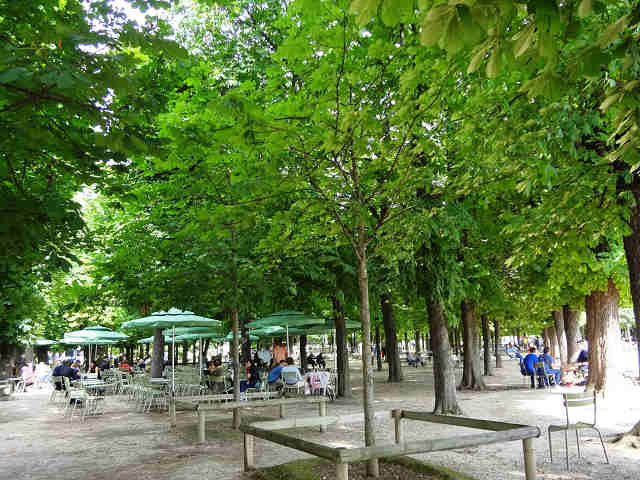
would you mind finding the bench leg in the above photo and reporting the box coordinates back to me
[319,400,327,433]
[523,438,536,480]
[279,404,286,419]
[198,411,206,443]
[336,462,348,480]
[392,409,403,444]
[244,433,255,471]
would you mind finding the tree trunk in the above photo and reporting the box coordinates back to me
[241,320,250,364]
[300,335,308,373]
[333,295,352,398]
[182,341,189,365]
[622,190,640,378]
[481,315,493,376]
[203,338,210,363]
[404,332,408,352]
[546,325,559,360]
[585,278,623,394]
[563,305,580,363]
[459,300,486,390]
[357,246,378,477]
[151,328,164,378]
[232,309,241,428]
[428,300,462,414]
[381,293,403,382]
[552,310,568,365]
[415,329,421,354]
[493,318,503,368]
[375,324,382,371]
[542,327,550,352]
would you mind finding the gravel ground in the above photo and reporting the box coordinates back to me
[1,357,639,480]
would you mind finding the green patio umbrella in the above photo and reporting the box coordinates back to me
[62,329,128,365]
[122,308,222,389]
[224,332,259,342]
[33,338,58,346]
[246,311,325,352]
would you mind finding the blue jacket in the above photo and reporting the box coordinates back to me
[267,365,283,383]
[60,365,80,380]
[523,353,538,374]
[540,353,554,372]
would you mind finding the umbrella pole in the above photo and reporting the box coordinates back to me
[199,336,202,380]
[334,329,337,373]
[286,325,290,357]
[172,326,176,392]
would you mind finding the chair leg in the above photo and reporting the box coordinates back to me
[548,429,554,463]
[575,430,581,458]
[593,427,610,464]
[564,429,570,470]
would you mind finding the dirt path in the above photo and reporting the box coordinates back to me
[2,358,639,480]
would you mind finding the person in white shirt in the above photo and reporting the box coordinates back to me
[281,357,303,384]
[257,346,272,367]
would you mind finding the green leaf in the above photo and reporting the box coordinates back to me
[350,0,379,26]
[380,0,413,26]
[599,93,621,111]
[486,47,501,78]
[513,23,535,58]
[421,19,445,47]
[0,67,30,84]
[577,0,592,17]
[443,15,464,54]
[598,14,630,47]
[467,44,490,73]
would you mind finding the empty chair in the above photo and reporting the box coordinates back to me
[548,390,609,470]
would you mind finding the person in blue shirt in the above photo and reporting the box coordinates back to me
[267,359,287,387]
[539,347,561,386]
[59,359,80,381]
[522,347,539,388]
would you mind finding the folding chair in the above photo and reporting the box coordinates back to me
[282,371,303,395]
[548,391,609,470]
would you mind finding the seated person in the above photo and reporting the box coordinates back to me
[539,347,561,386]
[306,353,317,370]
[120,358,132,373]
[521,347,539,389]
[505,343,522,359]
[242,359,261,392]
[576,346,588,363]
[208,359,226,392]
[267,359,287,387]
[414,352,424,367]
[20,363,35,390]
[315,353,326,369]
[137,358,146,370]
[407,351,416,366]
[60,359,80,381]
[281,357,303,385]
[88,361,101,379]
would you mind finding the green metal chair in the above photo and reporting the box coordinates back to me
[548,390,609,470]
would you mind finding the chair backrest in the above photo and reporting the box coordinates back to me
[282,371,298,385]
[562,391,597,425]
[533,361,545,371]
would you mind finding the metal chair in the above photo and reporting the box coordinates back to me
[534,361,552,390]
[281,371,303,395]
[548,391,609,470]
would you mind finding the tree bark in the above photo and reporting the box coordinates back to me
[585,278,623,394]
[428,300,462,414]
[546,325,559,360]
[232,309,240,428]
[333,295,352,398]
[459,300,486,390]
[381,293,403,382]
[563,305,580,363]
[356,245,378,477]
[375,324,382,371]
[622,188,640,377]
[415,329,421,354]
[552,310,568,365]
[481,315,493,376]
[151,328,164,378]
[300,335,308,373]
[241,319,251,364]
[493,318,503,368]
[203,338,210,363]
[182,341,189,365]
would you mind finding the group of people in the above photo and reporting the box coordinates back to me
[406,351,424,367]
[514,341,589,388]
[204,354,306,394]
